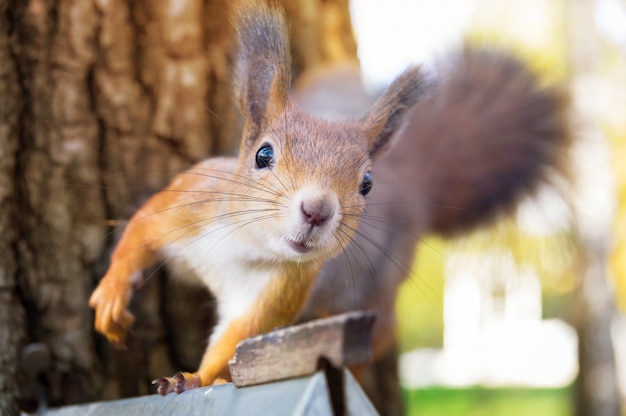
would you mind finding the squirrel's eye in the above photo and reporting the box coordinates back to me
[359,171,372,196]
[255,144,274,169]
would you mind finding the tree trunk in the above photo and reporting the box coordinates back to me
[0,1,27,415]
[565,1,622,415]
[0,0,356,413]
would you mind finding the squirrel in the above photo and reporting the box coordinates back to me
[89,3,428,394]
[89,3,571,397]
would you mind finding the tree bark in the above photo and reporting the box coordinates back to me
[1,0,357,412]
[0,1,26,415]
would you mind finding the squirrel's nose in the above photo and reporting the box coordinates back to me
[301,198,333,227]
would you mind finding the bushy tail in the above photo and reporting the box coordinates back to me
[399,46,572,235]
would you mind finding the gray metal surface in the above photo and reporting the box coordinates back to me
[44,369,378,415]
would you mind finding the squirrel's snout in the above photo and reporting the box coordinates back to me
[301,198,333,227]
[295,187,339,231]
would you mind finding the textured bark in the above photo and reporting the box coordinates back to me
[1,0,357,412]
[0,0,27,414]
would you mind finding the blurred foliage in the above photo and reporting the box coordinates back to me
[395,236,446,353]
[465,0,569,82]
[448,219,580,298]
[607,108,626,312]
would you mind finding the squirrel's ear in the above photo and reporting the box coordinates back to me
[234,5,291,141]
[362,67,429,160]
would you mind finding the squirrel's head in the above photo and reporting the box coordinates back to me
[231,5,427,262]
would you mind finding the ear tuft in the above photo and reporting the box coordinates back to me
[234,4,291,140]
[363,66,430,160]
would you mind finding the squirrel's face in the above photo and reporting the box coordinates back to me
[231,4,425,264]
[235,108,373,263]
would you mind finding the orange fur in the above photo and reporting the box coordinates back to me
[196,263,320,386]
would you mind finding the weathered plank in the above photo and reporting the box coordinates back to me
[229,311,376,387]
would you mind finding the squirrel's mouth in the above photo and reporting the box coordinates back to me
[286,238,314,254]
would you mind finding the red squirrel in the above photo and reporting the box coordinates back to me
[89,3,571,397]
[89,4,428,394]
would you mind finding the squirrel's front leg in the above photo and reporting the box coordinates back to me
[153,316,256,394]
[153,263,320,394]
[89,205,163,348]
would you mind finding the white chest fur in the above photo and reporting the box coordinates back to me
[161,224,278,338]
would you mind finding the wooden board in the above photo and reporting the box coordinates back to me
[229,311,376,387]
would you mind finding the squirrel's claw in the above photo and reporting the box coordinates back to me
[152,376,175,396]
[152,372,201,395]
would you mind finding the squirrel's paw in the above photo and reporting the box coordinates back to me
[89,277,135,348]
[152,372,201,395]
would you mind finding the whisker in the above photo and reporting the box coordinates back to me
[106,207,281,269]
[342,212,425,246]
[124,194,284,225]
[265,164,291,196]
[339,221,441,302]
[181,168,288,200]
[143,212,280,285]
[281,108,297,193]
[335,227,385,305]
